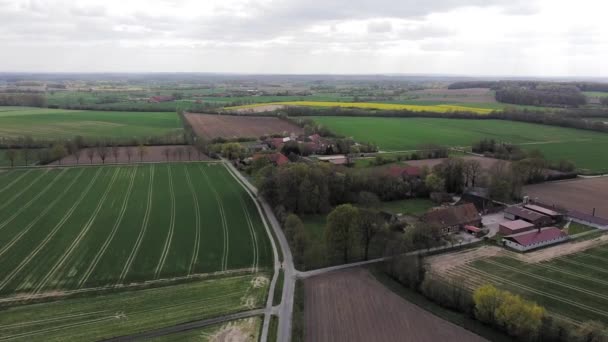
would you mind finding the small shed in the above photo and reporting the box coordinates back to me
[499,219,535,235]
[504,206,552,227]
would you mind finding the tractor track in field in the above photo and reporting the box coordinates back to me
[78,167,138,288]
[479,259,608,302]
[0,168,67,232]
[0,169,32,194]
[118,165,155,284]
[0,169,85,259]
[0,168,103,293]
[155,165,176,279]
[184,166,201,276]
[459,265,608,319]
[501,256,608,287]
[0,169,49,211]
[553,257,608,275]
[31,167,121,295]
[198,164,229,271]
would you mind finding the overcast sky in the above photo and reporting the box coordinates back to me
[1,0,607,76]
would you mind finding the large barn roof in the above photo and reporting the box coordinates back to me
[504,206,548,222]
[505,227,566,247]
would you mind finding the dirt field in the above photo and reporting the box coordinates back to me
[230,104,287,113]
[408,88,496,103]
[406,156,505,170]
[185,113,303,139]
[304,268,486,342]
[523,177,608,218]
[53,145,208,165]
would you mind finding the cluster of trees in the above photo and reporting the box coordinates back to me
[0,93,46,107]
[472,138,526,160]
[496,85,587,107]
[256,162,428,216]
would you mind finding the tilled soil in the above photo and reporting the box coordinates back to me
[185,113,303,139]
[523,177,608,218]
[304,268,487,342]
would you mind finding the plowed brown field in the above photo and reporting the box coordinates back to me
[304,268,486,342]
[523,177,608,217]
[184,113,303,139]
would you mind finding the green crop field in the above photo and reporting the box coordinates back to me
[447,244,608,324]
[0,274,267,341]
[0,107,182,140]
[311,116,608,173]
[0,163,272,299]
[227,101,494,114]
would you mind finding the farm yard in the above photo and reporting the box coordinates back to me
[310,117,608,172]
[184,113,304,139]
[0,274,268,341]
[430,240,608,324]
[0,163,271,299]
[226,101,495,114]
[523,177,608,218]
[0,107,182,140]
[304,268,486,342]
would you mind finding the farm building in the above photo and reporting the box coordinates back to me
[503,227,569,252]
[499,219,535,235]
[458,187,501,214]
[503,206,552,227]
[422,203,481,234]
[317,155,349,165]
[386,166,422,179]
[524,204,563,221]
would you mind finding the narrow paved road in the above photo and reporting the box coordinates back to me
[224,161,296,342]
[101,309,266,341]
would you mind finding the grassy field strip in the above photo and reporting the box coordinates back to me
[0,169,32,194]
[0,169,50,211]
[577,251,608,262]
[479,259,608,302]
[553,257,608,275]
[31,168,121,296]
[501,256,608,286]
[445,267,584,326]
[0,169,84,259]
[184,166,202,276]
[0,274,266,341]
[461,265,608,320]
[119,165,155,284]
[0,169,66,231]
[198,164,229,271]
[78,167,138,288]
[0,168,103,292]
[155,165,176,279]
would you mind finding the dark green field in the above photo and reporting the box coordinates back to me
[311,116,608,172]
[0,107,182,140]
[0,163,271,298]
[0,274,267,341]
[448,244,608,324]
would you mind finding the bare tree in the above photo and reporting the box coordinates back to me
[86,148,95,164]
[162,147,171,161]
[186,146,193,160]
[51,143,67,165]
[176,147,185,161]
[5,149,17,167]
[73,148,82,165]
[111,143,121,163]
[463,160,482,188]
[138,144,147,162]
[96,142,109,164]
[21,136,34,166]
[125,147,133,163]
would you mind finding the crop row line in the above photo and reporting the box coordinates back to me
[0,169,49,211]
[155,165,176,279]
[0,169,32,194]
[78,167,138,288]
[0,168,103,292]
[185,166,201,276]
[199,164,229,271]
[118,165,155,284]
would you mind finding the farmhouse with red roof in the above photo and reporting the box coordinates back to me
[503,227,568,252]
[253,152,289,166]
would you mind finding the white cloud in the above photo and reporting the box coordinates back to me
[0,0,606,76]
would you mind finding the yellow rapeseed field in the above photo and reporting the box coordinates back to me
[226,101,493,114]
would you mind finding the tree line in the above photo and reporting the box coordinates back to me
[384,256,608,342]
